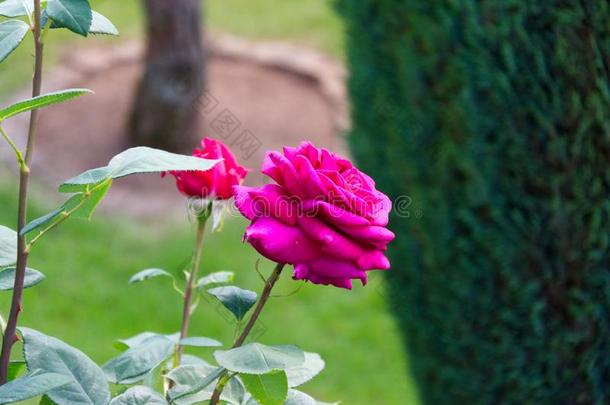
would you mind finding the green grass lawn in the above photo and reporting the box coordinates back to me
[0,182,418,404]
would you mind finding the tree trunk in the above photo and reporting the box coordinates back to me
[129,0,204,152]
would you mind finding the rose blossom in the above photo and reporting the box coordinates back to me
[234,141,394,289]
[167,137,248,199]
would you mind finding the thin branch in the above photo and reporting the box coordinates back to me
[173,212,209,368]
[209,262,286,404]
[0,0,44,384]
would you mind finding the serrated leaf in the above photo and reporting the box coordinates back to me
[0,0,34,17]
[114,332,180,351]
[21,179,111,237]
[89,10,118,35]
[168,367,224,402]
[128,268,173,284]
[108,386,167,405]
[20,327,111,405]
[196,271,234,290]
[167,365,244,405]
[102,335,174,384]
[73,178,112,220]
[0,225,17,267]
[0,370,73,404]
[0,267,45,290]
[0,88,92,121]
[284,389,316,405]
[46,0,92,36]
[241,371,288,405]
[114,332,158,351]
[179,336,222,347]
[214,343,305,375]
[0,19,28,63]
[60,147,220,192]
[207,286,257,321]
[285,352,325,387]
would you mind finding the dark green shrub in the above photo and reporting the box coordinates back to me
[337,1,610,403]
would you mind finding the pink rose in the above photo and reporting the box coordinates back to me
[167,138,248,200]
[234,141,394,289]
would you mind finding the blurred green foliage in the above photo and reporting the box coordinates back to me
[338,0,610,403]
[0,182,418,404]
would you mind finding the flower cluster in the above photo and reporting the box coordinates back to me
[171,139,394,289]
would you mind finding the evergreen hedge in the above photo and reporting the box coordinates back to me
[337,1,610,403]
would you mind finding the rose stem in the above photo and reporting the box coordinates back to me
[0,0,45,384]
[174,213,208,367]
[209,262,286,404]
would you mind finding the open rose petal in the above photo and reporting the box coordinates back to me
[298,217,365,261]
[237,141,394,289]
[244,217,321,264]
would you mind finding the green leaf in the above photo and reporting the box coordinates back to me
[241,371,288,405]
[168,366,224,402]
[0,370,73,404]
[21,179,112,237]
[0,267,45,290]
[128,268,173,284]
[38,395,57,405]
[60,147,220,192]
[102,335,174,384]
[0,19,28,63]
[284,389,315,405]
[0,225,17,267]
[0,88,93,122]
[114,332,158,351]
[207,286,257,321]
[46,0,92,36]
[214,343,305,375]
[73,178,112,220]
[196,271,234,290]
[285,352,325,387]
[179,336,222,347]
[20,327,111,405]
[167,364,245,405]
[89,10,118,35]
[113,332,179,351]
[8,360,27,381]
[108,386,167,405]
[0,0,34,17]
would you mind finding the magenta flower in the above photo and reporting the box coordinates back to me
[167,138,248,200]
[234,141,394,289]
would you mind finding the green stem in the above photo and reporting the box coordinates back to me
[0,0,44,385]
[209,262,286,405]
[0,126,26,170]
[26,181,110,250]
[174,214,208,367]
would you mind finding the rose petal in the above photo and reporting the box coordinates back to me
[293,263,355,290]
[334,223,395,245]
[297,217,365,261]
[301,200,369,226]
[268,152,304,196]
[244,217,321,264]
[293,155,326,198]
[357,251,391,270]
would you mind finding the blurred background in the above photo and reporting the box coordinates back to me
[0,1,417,404]
[2,0,609,404]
